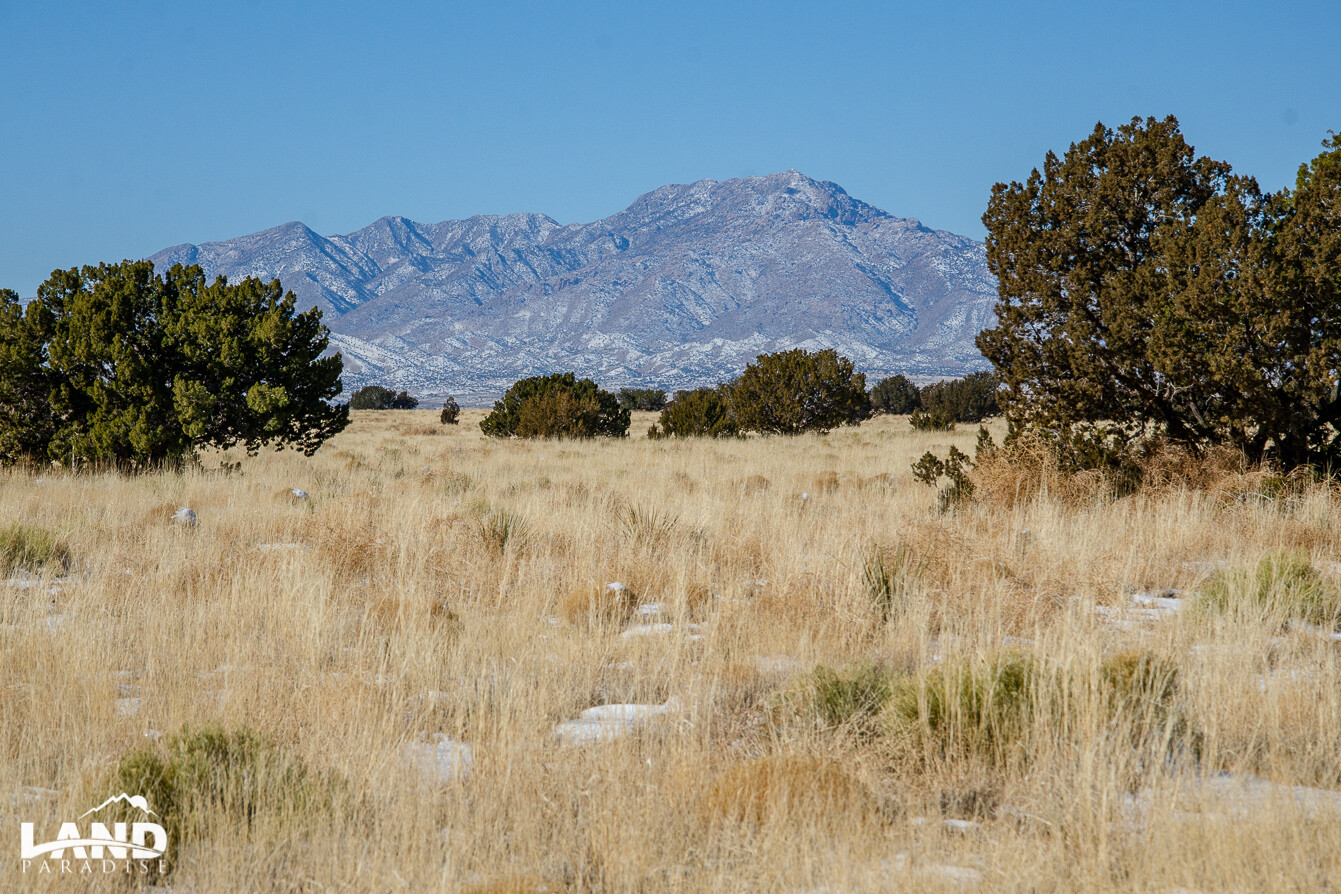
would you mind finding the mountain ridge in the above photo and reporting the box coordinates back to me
[150,171,996,401]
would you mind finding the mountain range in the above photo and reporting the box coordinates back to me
[150,171,997,403]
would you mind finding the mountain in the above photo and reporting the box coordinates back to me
[150,171,996,402]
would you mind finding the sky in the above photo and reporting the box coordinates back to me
[2,0,1339,298]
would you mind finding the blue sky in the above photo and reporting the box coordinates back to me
[2,0,1338,297]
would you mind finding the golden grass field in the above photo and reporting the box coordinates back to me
[3,409,1340,892]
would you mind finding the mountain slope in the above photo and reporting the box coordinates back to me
[150,171,996,399]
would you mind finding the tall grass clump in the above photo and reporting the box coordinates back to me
[0,523,71,575]
[1200,549,1340,630]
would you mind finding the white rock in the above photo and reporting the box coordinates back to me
[291,488,309,500]
[173,507,197,526]
[554,697,681,745]
[257,542,307,551]
[115,697,142,717]
[401,734,473,783]
[800,492,810,500]
[635,602,663,616]
[606,582,628,594]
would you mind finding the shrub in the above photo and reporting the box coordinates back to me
[911,445,976,511]
[653,386,738,438]
[480,373,629,439]
[804,663,893,733]
[869,374,920,415]
[106,725,342,873]
[909,408,956,431]
[616,387,667,412]
[1200,549,1340,630]
[0,523,71,575]
[885,654,1037,763]
[727,348,869,435]
[349,385,418,410]
[917,372,999,425]
[440,396,460,425]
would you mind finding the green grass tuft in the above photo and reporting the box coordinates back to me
[0,523,71,576]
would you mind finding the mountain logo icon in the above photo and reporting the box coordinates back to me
[78,793,157,818]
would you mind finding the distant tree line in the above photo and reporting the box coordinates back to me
[473,349,996,440]
[349,385,418,410]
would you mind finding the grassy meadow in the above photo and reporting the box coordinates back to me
[3,409,1341,892]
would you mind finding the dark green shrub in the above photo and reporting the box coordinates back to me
[616,388,667,411]
[869,375,920,415]
[439,396,460,425]
[909,408,956,431]
[912,446,976,511]
[480,373,629,439]
[728,348,870,435]
[349,385,417,410]
[917,372,999,425]
[654,386,738,438]
[0,523,71,575]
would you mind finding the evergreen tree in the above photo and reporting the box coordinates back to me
[976,117,1341,468]
[728,348,869,435]
[480,373,629,438]
[0,261,347,468]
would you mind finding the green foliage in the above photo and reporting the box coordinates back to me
[0,523,71,576]
[728,348,869,435]
[349,385,418,410]
[909,408,956,431]
[439,396,460,425]
[107,725,342,873]
[977,117,1341,471]
[806,663,893,734]
[911,445,975,511]
[886,654,1037,762]
[0,261,347,468]
[654,386,739,438]
[616,387,668,411]
[1200,549,1341,630]
[869,374,920,415]
[480,373,629,439]
[918,372,999,424]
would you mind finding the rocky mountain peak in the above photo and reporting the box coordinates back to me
[149,172,995,402]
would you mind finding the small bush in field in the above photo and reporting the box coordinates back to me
[1200,549,1340,630]
[106,725,342,875]
[440,396,460,425]
[885,654,1037,763]
[0,523,71,575]
[805,663,893,732]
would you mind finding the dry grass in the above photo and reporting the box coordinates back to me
[1,409,1339,891]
